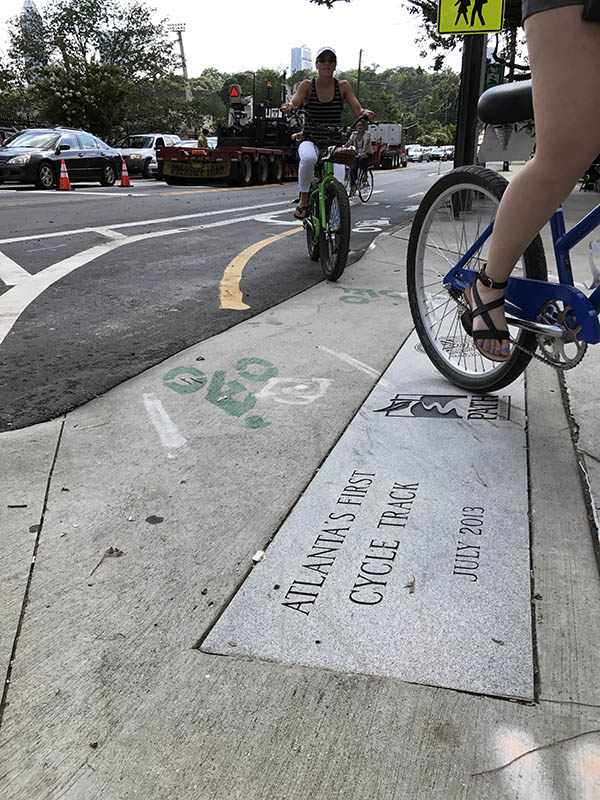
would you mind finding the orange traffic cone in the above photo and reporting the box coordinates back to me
[120,158,132,187]
[58,159,72,190]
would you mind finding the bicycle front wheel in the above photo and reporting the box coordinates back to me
[407,166,548,392]
[358,169,374,202]
[319,179,351,281]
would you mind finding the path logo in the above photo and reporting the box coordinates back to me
[414,337,477,358]
[374,394,511,421]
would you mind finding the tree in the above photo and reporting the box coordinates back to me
[36,62,128,138]
[403,0,528,73]
[306,0,529,74]
[0,59,31,124]
[6,0,176,137]
[9,0,174,79]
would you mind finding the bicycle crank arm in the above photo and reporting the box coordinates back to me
[505,317,564,338]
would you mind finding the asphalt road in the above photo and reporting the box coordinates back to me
[0,162,453,431]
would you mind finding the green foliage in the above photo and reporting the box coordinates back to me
[335,65,459,144]
[403,0,527,72]
[120,74,226,138]
[0,59,32,123]
[289,69,315,85]
[307,0,528,73]
[35,63,128,139]
[9,0,175,78]
[0,0,461,144]
[4,0,178,136]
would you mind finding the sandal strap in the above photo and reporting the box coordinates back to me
[470,296,505,319]
[471,329,510,342]
[477,268,507,290]
[471,281,507,341]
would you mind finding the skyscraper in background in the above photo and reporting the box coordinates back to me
[20,0,44,74]
[291,45,312,74]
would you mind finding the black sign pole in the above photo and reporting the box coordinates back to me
[454,34,487,168]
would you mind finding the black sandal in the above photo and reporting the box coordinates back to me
[293,205,308,220]
[461,269,510,363]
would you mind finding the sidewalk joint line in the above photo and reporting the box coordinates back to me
[538,696,600,710]
[524,370,541,702]
[558,371,600,572]
[0,416,67,730]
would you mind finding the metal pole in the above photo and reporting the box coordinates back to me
[177,31,193,103]
[453,35,486,168]
[357,48,363,103]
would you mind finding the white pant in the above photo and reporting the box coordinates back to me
[298,140,344,193]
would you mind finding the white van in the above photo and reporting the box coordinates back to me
[118,133,181,177]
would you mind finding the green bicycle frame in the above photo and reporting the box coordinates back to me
[305,162,337,239]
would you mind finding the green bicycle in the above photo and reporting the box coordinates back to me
[291,111,367,281]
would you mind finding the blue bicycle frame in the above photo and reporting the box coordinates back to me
[443,203,600,345]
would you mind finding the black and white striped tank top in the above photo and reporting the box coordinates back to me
[303,78,343,143]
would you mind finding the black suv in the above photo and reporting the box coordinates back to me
[0,127,122,189]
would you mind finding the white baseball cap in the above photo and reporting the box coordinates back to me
[316,46,337,61]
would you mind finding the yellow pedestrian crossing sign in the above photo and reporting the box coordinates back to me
[437,0,505,34]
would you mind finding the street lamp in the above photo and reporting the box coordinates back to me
[167,22,192,103]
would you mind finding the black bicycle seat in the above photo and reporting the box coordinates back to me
[478,80,534,125]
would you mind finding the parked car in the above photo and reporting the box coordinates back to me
[0,127,122,188]
[427,146,446,161]
[406,144,429,163]
[440,145,455,160]
[117,133,181,178]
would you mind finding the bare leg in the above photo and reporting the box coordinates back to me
[470,7,600,357]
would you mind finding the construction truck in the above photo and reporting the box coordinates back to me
[157,84,298,186]
[368,122,408,169]
[157,84,408,185]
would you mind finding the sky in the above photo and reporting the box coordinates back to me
[1,0,464,75]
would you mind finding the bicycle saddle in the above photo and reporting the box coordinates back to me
[478,80,533,125]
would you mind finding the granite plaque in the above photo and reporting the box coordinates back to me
[202,333,534,699]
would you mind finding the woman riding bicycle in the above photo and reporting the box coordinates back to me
[281,46,374,219]
[345,119,374,196]
[463,1,600,362]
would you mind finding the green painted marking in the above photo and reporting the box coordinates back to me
[163,366,207,394]
[163,357,278,428]
[235,357,278,382]
[206,371,257,417]
[245,416,272,429]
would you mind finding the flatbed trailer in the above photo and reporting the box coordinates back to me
[158,142,298,186]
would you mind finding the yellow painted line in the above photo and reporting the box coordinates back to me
[407,191,425,198]
[219,227,302,311]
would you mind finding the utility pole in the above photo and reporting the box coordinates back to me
[357,48,363,103]
[167,23,193,103]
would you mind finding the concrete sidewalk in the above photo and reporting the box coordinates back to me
[1,174,600,799]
